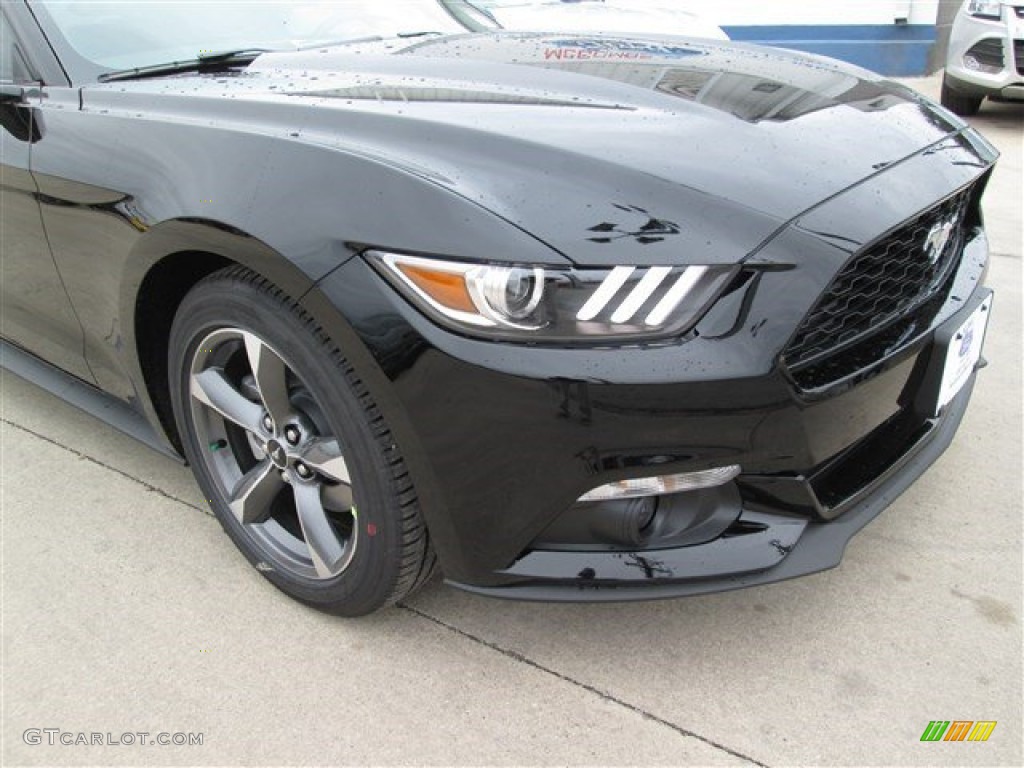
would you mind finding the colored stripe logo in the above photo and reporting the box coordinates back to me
[920,721,996,742]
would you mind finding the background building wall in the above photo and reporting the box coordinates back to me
[687,0,957,75]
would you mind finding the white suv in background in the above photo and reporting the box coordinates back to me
[943,0,1024,114]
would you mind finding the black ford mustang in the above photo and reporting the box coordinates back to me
[1,0,997,616]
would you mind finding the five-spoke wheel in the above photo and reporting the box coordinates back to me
[170,267,435,615]
[189,328,358,580]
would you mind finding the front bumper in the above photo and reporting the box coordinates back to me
[945,6,1024,98]
[453,372,981,602]
[453,280,991,600]
[312,131,995,600]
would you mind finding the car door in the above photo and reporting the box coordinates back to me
[0,8,94,383]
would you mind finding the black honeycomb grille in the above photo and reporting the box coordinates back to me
[784,188,973,381]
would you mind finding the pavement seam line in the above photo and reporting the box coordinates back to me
[0,418,212,517]
[398,603,770,768]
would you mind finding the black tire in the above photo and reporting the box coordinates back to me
[169,266,435,616]
[941,78,983,117]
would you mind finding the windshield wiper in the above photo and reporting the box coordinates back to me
[98,49,272,83]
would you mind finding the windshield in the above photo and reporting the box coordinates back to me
[35,0,473,71]
[471,1,577,6]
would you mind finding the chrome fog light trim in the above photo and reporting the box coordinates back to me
[579,465,742,502]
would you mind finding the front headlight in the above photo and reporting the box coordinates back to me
[966,0,1002,19]
[368,251,736,342]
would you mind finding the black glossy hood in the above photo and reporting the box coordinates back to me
[86,33,969,266]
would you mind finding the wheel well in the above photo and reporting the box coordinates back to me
[135,251,231,453]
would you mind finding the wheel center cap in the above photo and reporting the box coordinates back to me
[266,439,288,469]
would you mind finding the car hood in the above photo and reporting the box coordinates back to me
[85,33,967,266]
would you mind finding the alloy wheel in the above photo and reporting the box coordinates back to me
[188,328,358,580]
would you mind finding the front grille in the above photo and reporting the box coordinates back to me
[965,38,1005,70]
[1015,40,1024,75]
[784,188,973,385]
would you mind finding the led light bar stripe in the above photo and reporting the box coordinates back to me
[611,266,672,324]
[576,266,635,322]
[645,266,710,327]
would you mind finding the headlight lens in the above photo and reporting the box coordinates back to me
[967,0,1002,19]
[369,251,736,342]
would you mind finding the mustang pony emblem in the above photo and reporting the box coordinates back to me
[924,219,956,265]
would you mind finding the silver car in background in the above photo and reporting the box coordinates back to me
[942,0,1024,114]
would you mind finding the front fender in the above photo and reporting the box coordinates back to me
[31,93,564,441]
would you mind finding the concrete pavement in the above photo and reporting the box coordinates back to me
[2,75,1021,766]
